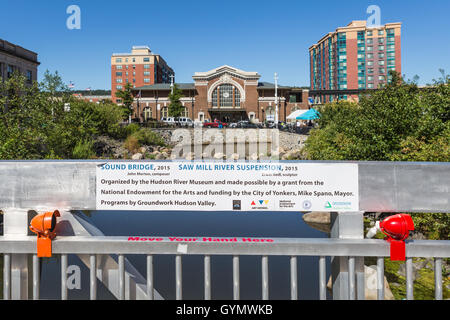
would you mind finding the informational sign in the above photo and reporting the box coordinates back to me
[96,161,359,212]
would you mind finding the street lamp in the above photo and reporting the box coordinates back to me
[274,72,279,129]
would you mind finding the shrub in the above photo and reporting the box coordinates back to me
[131,128,166,146]
[124,135,141,153]
[72,140,95,159]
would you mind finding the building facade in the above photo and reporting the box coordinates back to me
[131,65,309,123]
[0,38,39,84]
[111,46,174,103]
[309,20,401,103]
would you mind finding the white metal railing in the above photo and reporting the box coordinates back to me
[1,236,449,300]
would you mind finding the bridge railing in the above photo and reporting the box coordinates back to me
[1,236,449,300]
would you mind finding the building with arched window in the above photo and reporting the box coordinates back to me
[131,65,309,123]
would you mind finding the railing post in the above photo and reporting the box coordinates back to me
[3,208,32,300]
[330,212,365,300]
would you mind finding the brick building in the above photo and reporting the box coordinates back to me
[111,46,174,103]
[309,20,401,103]
[131,65,309,123]
[0,38,39,85]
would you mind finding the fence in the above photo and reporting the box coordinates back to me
[0,160,449,300]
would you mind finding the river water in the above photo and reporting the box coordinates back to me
[37,210,330,300]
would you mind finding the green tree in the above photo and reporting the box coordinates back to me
[305,70,450,162]
[115,83,134,121]
[168,83,184,117]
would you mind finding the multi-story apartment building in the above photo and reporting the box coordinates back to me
[0,38,39,85]
[111,46,174,104]
[309,20,401,103]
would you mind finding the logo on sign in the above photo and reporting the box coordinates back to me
[302,200,312,210]
[250,200,269,210]
[233,200,241,210]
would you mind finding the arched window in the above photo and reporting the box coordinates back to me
[212,84,241,108]
[161,107,168,118]
[144,107,152,121]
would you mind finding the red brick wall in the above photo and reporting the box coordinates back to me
[346,38,358,90]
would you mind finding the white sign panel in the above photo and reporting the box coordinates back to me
[96,162,359,212]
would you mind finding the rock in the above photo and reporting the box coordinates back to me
[213,152,224,160]
[327,265,395,300]
[139,147,147,154]
[230,153,240,160]
[365,265,395,300]
[170,154,178,160]
[249,153,259,161]
[131,153,143,160]
[155,153,165,160]
[185,152,195,160]
[303,212,331,224]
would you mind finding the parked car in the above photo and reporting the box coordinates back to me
[236,120,258,128]
[161,117,176,126]
[203,119,228,128]
[176,117,194,127]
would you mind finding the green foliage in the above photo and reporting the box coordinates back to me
[0,72,127,160]
[115,83,134,119]
[410,213,450,240]
[72,140,95,159]
[305,71,450,162]
[131,128,166,147]
[168,83,185,117]
[124,135,140,154]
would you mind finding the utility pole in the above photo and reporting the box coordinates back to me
[274,72,278,129]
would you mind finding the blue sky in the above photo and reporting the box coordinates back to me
[1,0,449,89]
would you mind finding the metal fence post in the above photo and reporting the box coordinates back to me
[3,208,31,300]
[330,212,365,300]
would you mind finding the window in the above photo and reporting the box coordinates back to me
[116,78,123,83]
[132,65,136,69]
[116,72,122,76]
[144,78,150,83]
[367,61,374,66]
[367,83,374,89]
[144,107,152,121]
[115,58,122,63]
[116,85,123,90]
[367,53,373,59]
[368,76,374,81]
[125,58,128,62]
[379,68,385,74]
[379,75,386,81]
[367,46,373,51]
[144,71,150,76]
[116,65,123,70]
[143,57,150,62]
[26,70,32,83]
[161,107,168,118]
[367,30,373,36]
[378,30,384,36]
[144,64,150,69]
[378,38,385,44]
[368,68,374,74]
[379,53,385,59]
[116,99,122,103]
[212,84,241,108]
[378,45,385,51]
[7,65,15,78]
[132,58,136,62]
[378,60,385,65]
[367,38,373,44]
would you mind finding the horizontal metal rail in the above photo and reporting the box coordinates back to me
[1,236,448,257]
[2,236,448,301]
